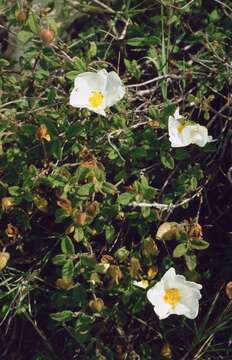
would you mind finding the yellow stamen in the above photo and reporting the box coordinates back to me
[177,123,186,133]
[88,91,104,108]
[163,288,180,307]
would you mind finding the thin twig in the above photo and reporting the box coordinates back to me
[107,129,125,161]
[132,189,202,211]
[91,0,116,13]
[127,74,183,88]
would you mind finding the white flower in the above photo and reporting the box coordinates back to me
[168,108,212,148]
[69,69,125,116]
[133,279,149,289]
[147,267,202,320]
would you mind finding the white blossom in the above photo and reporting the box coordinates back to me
[168,108,212,147]
[69,69,125,116]
[147,267,202,320]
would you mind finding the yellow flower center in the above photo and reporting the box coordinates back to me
[163,288,180,307]
[177,123,186,134]
[88,91,104,108]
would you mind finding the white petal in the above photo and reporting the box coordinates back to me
[105,71,125,107]
[168,116,191,148]
[147,284,172,319]
[192,126,208,147]
[174,107,181,119]
[147,282,165,306]
[183,124,209,147]
[161,267,176,284]
[170,140,189,148]
[86,105,106,116]
[74,70,107,93]
[175,275,202,291]
[69,82,90,108]
[153,300,172,320]
[179,126,194,146]
[173,302,189,316]
[179,292,200,319]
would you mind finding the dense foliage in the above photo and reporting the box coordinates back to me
[0,0,231,359]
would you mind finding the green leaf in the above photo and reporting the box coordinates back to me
[55,208,70,223]
[52,254,67,265]
[118,192,134,205]
[80,256,96,270]
[185,254,197,271]
[77,183,94,197]
[141,206,150,218]
[73,57,86,72]
[160,151,175,169]
[102,181,117,195]
[88,41,97,58]
[50,310,73,322]
[191,239,209,250]
[73,227,84,242]
[0,59,10,67]
[62,259,74,278]
[105,224,115,243]
[61,235,75,255]
[73,284,87,306]
[66,71,80,80]
[74,313,92,344]
[173,243,188,257]
[8,186,24,197]
[49,139,62,160]
[27,13,39,33]
[127,36,159,46]
[209,9,221,22]
[17,30,33,43]
[124,59,141,79]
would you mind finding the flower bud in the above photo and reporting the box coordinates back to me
[86,201,99,216]
[33,194,48,213]
[92,228,97,236]
[142,237,159,257]
[35,124,51,142]
[189,222,203,240]
[90,272,101,285]
[5,224,19,238]
[40,28,55,43]
[15,10,27,23]
[115,247,129,263]
[108,265,123,285]
[0,252,10,270]
[147,265,158,280]
[89,298,105,312]
[65,224,75,235]
[226,282,232,300]
[101,255,115,265]
[56,277,74,290]
[57,198,72,215]
[129,257,142,278]
[75,212,87,226]
[160,343,172,359]
[2,197,14,212]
